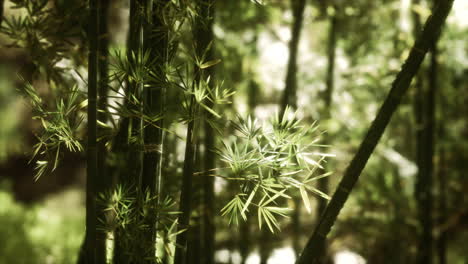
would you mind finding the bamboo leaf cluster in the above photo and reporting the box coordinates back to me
[98,186,180,263]
[218,106,333,232]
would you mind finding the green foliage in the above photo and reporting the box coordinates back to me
[0,181,84,264]
[0,0,88,180]
[18,81,85,180]
[0,0,87,82]
[218,107,333,232]
[99,185,182,263]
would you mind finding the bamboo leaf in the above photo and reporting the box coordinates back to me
[200,102,221,118]
[241,185,258,215]
[300,185,311,213]
[200,59,221,69]
[305,185,331,200]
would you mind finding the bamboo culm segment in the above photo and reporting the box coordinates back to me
[86,0,99,262]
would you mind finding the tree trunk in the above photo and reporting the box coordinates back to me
[296,1,454,263]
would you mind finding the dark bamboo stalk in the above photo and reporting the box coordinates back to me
[86,0,99,262]
[278,0,307,260]
[296,1,454,263]
[193,1,216,264]
[113,1,143,262]
[280,0,306,115]
[412,1,427,261]
[415,0,441,262]
[436,55,447,264]
[95,0,110,262]
[259,227,273,264]
[417,11,439,263]
[437,145,447,264]
[186,145,202,264]
[141,0,168,262]
[239,217,250,264]
[174,100,198,264]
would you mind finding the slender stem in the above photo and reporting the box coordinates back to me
[86,0,99,262]
[192,1,216,264]
[95,0,110,262]
[437,140,447,264]
[113,1,143,262]
[280,0,306,115]
[279,0,307,259]
[296,1,454,263]
[174,98,198,264]
[315,6,338,262]
[141,0,168,262]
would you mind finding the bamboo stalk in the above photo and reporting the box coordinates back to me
[113,1,142,262]
[86,0,99,262]
[174,99,198,264]
[141,0,168,262]
[279,0,307,259]
[95,0,110,262]
[280,0,306,115]
[193,1,216,263]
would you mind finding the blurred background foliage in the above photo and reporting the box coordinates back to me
[0,181,84,264]
[0,0,467,263]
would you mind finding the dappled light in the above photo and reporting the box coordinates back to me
[0,0,466,263]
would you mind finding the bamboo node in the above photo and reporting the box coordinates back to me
[144,144,162,153]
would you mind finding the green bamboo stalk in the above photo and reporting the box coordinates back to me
[296,1,454,263]
[112,1,142,262]
[86,0,99,262]
[141,0,168,262]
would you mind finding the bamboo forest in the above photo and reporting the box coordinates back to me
[0,0,467,263]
